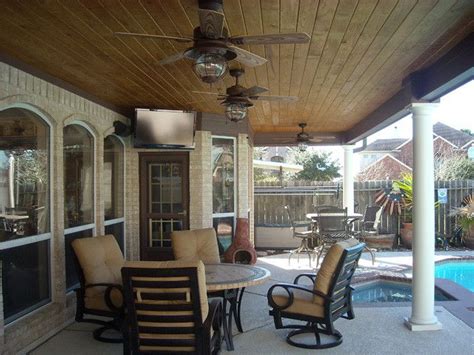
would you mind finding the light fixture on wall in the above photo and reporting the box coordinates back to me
[193,53,228,84]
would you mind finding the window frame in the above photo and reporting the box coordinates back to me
[0,103,53,324]
[103,134,126,254]
[211,136,237,247]
[63,121,96,292]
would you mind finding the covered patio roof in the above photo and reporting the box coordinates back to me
[0,1,472,145]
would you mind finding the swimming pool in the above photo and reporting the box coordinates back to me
[352,280,452,303]
[435,260,474,292]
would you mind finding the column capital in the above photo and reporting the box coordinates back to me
[342,144,355,151]
[409,102,440,116]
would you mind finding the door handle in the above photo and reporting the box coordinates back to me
[177,210,187,216]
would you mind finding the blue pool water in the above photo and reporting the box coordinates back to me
[352,281,452,303]
[435,261,474,292]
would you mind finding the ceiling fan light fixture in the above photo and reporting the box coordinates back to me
[298,141,308,152]
[193,53,227,83]
[225,103,247,122]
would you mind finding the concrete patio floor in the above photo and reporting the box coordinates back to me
[30,250,474,355]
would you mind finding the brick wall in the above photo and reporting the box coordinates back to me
[0,62,126,353]
[0,62,255,353]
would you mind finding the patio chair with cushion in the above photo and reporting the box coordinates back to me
[121,260,222,355]
[171,228,221,264]
[267,238,365,349]
[171,227,245,336]
[71,234,125,343]
[284,205,315,267]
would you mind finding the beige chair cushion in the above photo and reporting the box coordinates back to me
[171,228,220,264]
[72,235,124,311]
[124,259,209,321]
[313,238,359,305]
[269,286,324,318]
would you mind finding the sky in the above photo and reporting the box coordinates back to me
[310,80,474,173]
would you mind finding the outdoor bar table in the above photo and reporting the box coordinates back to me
[205,263,271,351]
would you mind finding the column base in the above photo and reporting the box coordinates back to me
[404,317,442,331]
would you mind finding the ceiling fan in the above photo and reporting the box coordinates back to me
[270,123,337,150]
[114,0,310,83]
[193,68,298,122]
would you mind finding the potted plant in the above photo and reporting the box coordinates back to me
[451,194,474,249]
[393,173,414,248]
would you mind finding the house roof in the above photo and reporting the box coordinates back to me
[362,138,408,152]
[433,122,473,148]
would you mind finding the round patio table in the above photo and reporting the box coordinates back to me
[205,263,271,351]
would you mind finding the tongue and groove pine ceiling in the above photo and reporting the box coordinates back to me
[0,0,472,140]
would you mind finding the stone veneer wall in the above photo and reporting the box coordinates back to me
[0,62,127,354]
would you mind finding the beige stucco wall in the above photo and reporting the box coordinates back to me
[0,61,254,353]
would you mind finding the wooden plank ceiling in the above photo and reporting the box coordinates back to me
[0,0,472,137]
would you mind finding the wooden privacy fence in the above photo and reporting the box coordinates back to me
[254,180,474,237]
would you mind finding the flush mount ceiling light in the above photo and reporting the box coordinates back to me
[114,0,310,84]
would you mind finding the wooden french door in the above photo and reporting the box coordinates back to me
[139,152,189,260]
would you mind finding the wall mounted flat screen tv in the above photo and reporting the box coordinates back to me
[134,108,196,149]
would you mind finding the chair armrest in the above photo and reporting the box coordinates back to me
[84,282,124,312]
[267,283,332,311]
[293,273,316,285]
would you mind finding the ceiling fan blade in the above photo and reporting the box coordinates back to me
[243,86,268,97]
[228,46,267,67]
[159,52,186,65]
[250,95,299,102]
[191,90,226,97]
[198,9,224,39]
[229,32,310,45]
[114,32,193,43]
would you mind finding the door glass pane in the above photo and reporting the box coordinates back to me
[149,163,183,214]
[212,138,235,213]
[149,218,183,248]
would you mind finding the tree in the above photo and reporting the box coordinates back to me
[460,128,474,136]
[287,148,341,181]
[435,155,474,180]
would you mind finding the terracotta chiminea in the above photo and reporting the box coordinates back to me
[224,218,257,264]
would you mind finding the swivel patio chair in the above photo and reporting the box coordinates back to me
[71,235,125,343]
[285,205,315,267]
[267,239,364,349]
[171,228,221,264]
[171,227,245,338]
[121,260,222,355]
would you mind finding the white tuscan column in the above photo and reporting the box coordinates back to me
[404,103,442,331]
[342,145,355,215]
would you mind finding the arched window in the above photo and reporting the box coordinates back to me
[63,124,95,290]
[104,135,124,251]
[0,107,51,323]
